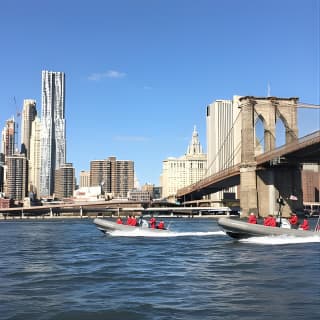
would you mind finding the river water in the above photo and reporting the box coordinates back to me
[0,218,319,320]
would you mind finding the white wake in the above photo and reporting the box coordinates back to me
[239,234,320,245]
[106,229,225,237]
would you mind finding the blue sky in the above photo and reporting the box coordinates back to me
[0,0,319,185]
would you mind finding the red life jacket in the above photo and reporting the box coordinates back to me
[300,219,309,230]
[263,217,270,226]
[264,216,276,227]
[248,216,257,224]
[149,217,156,228]
[289,215,298,225]
[269,217,277,227]
[157,221,165,229]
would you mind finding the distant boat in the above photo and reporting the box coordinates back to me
[218,217,320,239]
[93,218,171,235]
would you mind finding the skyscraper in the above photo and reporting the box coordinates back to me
[113,158,134,198]
[39,70,66,197]
[79,170,90,188]
[5,154,28,201]
[1,117,15,160]
[29,116,41,195]
[161,126,207,199]
[206,96,242,202]
[21,99,37,159]
[90,157,134,199]
[54,163,75,199]
[0,154,4,194]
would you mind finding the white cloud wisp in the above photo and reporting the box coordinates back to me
[88,70,126,81]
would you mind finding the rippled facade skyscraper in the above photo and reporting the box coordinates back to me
[39,71,66,197]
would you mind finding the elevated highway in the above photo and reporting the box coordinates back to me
[0,200,150,216]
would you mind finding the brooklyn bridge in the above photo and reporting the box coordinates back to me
[177,96,320,217]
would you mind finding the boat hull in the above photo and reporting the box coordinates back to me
[93,218,170,234]
[218,217,319,239]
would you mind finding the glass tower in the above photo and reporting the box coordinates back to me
[1,117,16,160]
[39,70,66,197]
[206,95,242,202]
[21,99,37,159]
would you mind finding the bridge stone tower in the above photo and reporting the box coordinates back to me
[239,96,302,217]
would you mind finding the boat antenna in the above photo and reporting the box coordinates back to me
[276,197,284,226]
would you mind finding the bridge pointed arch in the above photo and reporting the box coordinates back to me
[254,114,265,154]
[275,115,286,148]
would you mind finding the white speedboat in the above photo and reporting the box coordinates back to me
[218,217,320,239]
[93,218,170,234]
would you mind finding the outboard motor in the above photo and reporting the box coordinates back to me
[140,219,149,228]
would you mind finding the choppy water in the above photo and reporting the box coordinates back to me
[0,218,319,320]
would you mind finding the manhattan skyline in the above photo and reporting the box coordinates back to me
[0,0,319,185]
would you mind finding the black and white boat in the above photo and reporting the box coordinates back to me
[218,217,320,239]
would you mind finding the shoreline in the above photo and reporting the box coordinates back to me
[0,213,231,221]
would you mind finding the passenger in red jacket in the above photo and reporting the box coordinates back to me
[130,216,137,226]
[248,212,257,224]
[149,216,156,229]
[116,217,123,224]
[157,221,165,229]
[263,216,270,226]
[264,215,276,227]
[269,216,277,227]
[289,212,299,229]
[299,218,309,231]
[127,215,133,225]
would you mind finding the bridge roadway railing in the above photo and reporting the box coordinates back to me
[256,130,320,165]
